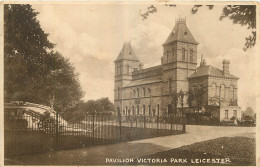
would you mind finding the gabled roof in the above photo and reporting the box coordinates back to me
[115,42,139,62]
[163,19,199,45]
[188,65,239,79]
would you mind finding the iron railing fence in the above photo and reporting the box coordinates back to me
[5,113,186,156]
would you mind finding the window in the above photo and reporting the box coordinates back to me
[157,104,160,115]
[148,105,151,116]
[137,105,140,115]
[172,49,175,61]
[190,49,193,62]
[220,84,225,99]
[127,65,130,74]
[211,83,217,96]
[230,85,235,99]
[117,87,120,99]
[143,105,146,115]
[182,48,185,61]
[153,109,156,117]
[168,78,172,93]
[143,88,146,97]
[132,106,135,115]
[166,51,169,63]
[225,110,229,119]
[125,106,128,115]
[233,110,237,118]
[137,88,139,97]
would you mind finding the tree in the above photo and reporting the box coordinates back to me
[189,86,205,113]
[140,5,256,51]
[168,91,178,116]
[187,89,195,108]
[4,4,84,111]
[243,107,255,117]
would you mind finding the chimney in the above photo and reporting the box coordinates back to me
[139,63,144,70]
[222,59,230,75]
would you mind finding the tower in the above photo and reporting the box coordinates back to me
[161,17,199,95]
[114,42,140,112]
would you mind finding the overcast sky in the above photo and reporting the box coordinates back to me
[32,3,257,111]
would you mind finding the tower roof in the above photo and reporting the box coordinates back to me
[115,42,139,62]
[163,18,199,45]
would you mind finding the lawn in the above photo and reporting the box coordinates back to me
[130,137,255,166]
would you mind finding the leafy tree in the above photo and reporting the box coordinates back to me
[243,107,255,117]
[140,5,256,51]
[187,89,195,108]
[188,86,205,112]
[168,91,178,116]
[4,4,84,111]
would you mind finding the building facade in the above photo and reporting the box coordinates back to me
[114,18,241,121]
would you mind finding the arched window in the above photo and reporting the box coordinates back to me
[127,64,130,74]
[168,78,172,92]
[172,49,174,61]
[211,83,217,96]
[137,105,140,115]
[143,105,146,115]
[143,88,146,97]
[117,87,120,99]
[190,49,193,62]
[137,88,139,97]
[182,48,185,61]
[166,51,169,63]
[148,105,151,116]
[157,104,160,115]
[132,106,135,115]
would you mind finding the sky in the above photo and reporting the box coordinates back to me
[32,3,257,111]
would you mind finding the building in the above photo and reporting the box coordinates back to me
[114,18,241,121]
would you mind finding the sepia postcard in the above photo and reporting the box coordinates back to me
[0,1,259,166]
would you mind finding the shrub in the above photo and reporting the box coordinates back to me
[210,117,220,125]
[200,116,210,124]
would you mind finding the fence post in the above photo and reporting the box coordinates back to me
[92,114,95,143]
[119,113,121,141]
[171,115,173,134]
[55,111,59,149]
[157,116,159,135]
[182,117,186,132]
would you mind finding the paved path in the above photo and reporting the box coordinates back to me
[6,125,255,165]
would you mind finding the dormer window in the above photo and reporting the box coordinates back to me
[184,32,187,36]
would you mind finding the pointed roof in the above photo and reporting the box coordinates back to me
[163,18,199,45]
[115,42,139,62]
[188,65,239,79]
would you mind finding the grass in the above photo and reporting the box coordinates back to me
[131,137,255,166]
